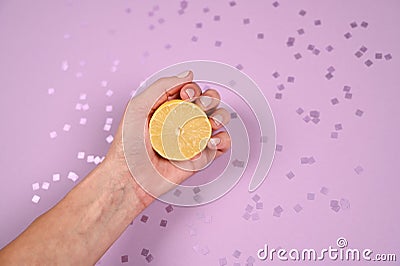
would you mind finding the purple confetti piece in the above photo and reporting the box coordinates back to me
[232,159,245,167]
[191,36,198,42]
[173,189,182,197]
[355,51,363,58]
[375,53,383,59]
[257,33,264,39]
[214,15,220,21]
[312,118,320,124]
[350,21,358,28]
[335,123,343,130]
[343,85,351,92]
[327,66,335,73]
[320,186,329,195]
[229,1,236,7]
[331,205,340,212]
[330,200,339,207]
[274,205,283,213]
[276,144,283,151]
[195,22,202,28]
[275,93,282,99]
[193,194,203,203]
[256,202,263,210]
[242,212,251,220]
[325,72,334,80]
[165,205,173,213]
[215,41,222,47]
[252,194,261,202]
[307,193,315,200]
[293,204,303,213]
[384,53,392,60]
[141,248,149,257]
[121,255,128,263]
[300,157,309,164]
[231,112,238,119]
[272,71,280,78]
[251,213,260,221]
[146,254,154,263]
[299,9,307,16]
[360,46,368,53]
[236,64,243,70]
[360,21,368,28]
[287,76,295,83]
[308,156,316,164]
[193,187,201,194]
[180,1,188,9]
[297,28,305,35]
[273,211,281,217]
[344,92,353,99]
[310,110,320,118]
[277,84,285,90]
[340,198,351,210]
[286,37,295,47]
[355,109,364,117]
[219,258,228,266]
[243,18,250,24]
[286,171,295,180]
[331,132,339,139]
[312,49,320,55]
[247,256,256,263]
[326,45,334,52]
[160,219,168,227]
[307,44,315,51]
[296,107,304,115]
[245,204,254,213]
[354,165,364,175]
[303,115,311,123]
[364,59,373,67]
[272,1,279,7]
[294,52,302,60]
[203,7,210,13]
[140,215,149,223]
[314,19,322,26]
[233,250,241,258]
[344,32,352,39]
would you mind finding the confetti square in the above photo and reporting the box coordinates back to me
[375,53,383,59]
[296,107,304,115]
[293,204,303,213]
[67,171,79,182]
[272,71,280,78]
[47,88,55,95]
[294,53,302,60]
[307,193,315,200]
[312,118,320,124]
[355,51,363,58]
[384,53,392,60]
[243,18,250,24]
[360,46,368,53]
[360,21,368,28]
[219,258,228,266]
[145,254,154,262]
[256,202,263,209]
[314,19,322,26]
[141,248,149,257]
[140,215,149,223]
[52,173,60,182]
[297,28,305,35]
[257,33,264,39]
[245,204,254,213]
[32,195,40,204]
[32,183,40,191]
[77,151,85,159]
[173,189,182,197]
[215,41,222,47]
[105,105,113,112]
[325,72,333,80]
[106,135,114,144]
[331,98,339,105]
[344,32,352,39]
[350,21,358,28]
[252,194,261,202]
[41,182,50,190]
[160,219,168,227]
[340,198,351,210]
[287,76,295,83]
[335,123,343,130]
[49,131,57,139]
[364,59,373,67]
[276,144,283,152]
[286,171,295,180]
[299,9,306,16]
[331,132,338,139]
[325,45,334,52]
[277,84,285,90]
[63,124,71,132]
[121,255,128,263]
[251,213,260,221]
[275,93,282,99]
[272,1,279,7]
[354,165,364,175]
[355,109,364,117]
[320,186,329,195]
[165,205,174,213]
[233,250,241,258]
[344,93,352,99]
[242,212,251,220]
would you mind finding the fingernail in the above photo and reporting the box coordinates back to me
[176,70,190,78]
[212,114,223,125]
[209,137,221,147]
[200,96,212,108]
[185,88,195,99]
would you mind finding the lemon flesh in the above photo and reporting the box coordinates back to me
[149,100,212,161]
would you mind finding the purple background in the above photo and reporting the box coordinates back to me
[0,1,399,265]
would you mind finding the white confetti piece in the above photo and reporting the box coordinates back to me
[113,59,120,66]
[94,156,102,165]
[79,117,87,125]
[103,124,111,131]
[106,105,113,112]
[32,195,41,204]
[101,80,108,87]
[63,124,71,132]
[75,72,83,78]
[77,151,85,159]
[87,155,94,163]
[106,135,114,143]
[106,118,113,124]
[32,182,40,191]
[61,60,69,71]
[79,93,87,100]
[67,171,79,182]
[82,103,90,111]
[110,66,117,72]
[106,89,114,97]
[49,131,57,139]
[52,173,60,182]
[75,103,83,110]
[41,182,50,190]
[47,88,55,95]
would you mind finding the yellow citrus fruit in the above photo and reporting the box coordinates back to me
[149,99,212,161]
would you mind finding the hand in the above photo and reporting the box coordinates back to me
[105,71,231,207]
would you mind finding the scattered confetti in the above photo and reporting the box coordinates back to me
[121,255,128,263]
[79,118,87,125]
[105,105,113,112]
[276,144,283,152]
[47,88,55,95]
[293,204,303,213]
[354,165,364,175]
[41,182,50,190]
[63,124,71,132]
[299,9,306,16]
[32,195,40,204]
[32,183,40,191]
[219,257,228,266]
[145,254,154,263]
[140,215,149,223]
[252,194,261,202]
[233,250,241,259]
[331,98,339,105]
[165,205,174,213]
[320,186,329,195]
[286,171,295,180]
[49,131,57,139]
[106,135,114,144]
[67,171,79,182]
[340,198,351,210]
[330,132,339,139]
[256,202,263,209]
[307,193,315,200]
[160,219,168,227]
[355,109,364,117]
[296,107,304,115]
[52,173,60,182]
[141,248,149,257]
